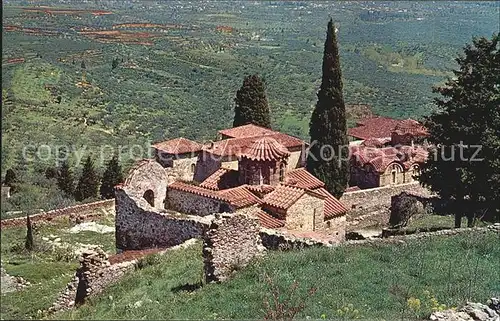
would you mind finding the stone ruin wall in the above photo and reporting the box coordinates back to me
[340,182,433,230]
[0,199,115,229]
[115,188,209,251]
[203,213,264,282]
[324,215,347,243]
[166,188,233,216]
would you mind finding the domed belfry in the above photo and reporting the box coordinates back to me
[238,136,290,186]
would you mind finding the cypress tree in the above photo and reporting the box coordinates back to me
[3,168,18,193]
[57,161,74,197]
[100,156,124,199]
[25,214,34,251]
[75,156,99,201]
[306,19,349,198]
[233,74,271,128]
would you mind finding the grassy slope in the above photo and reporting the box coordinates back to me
[0,214,116,320]
[56,231,500,320]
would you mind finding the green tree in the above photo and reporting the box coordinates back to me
[81,60,86,69]
[306,19,349,198]
[57,161,74,197]
[111,58,119,70]
[100,156,124,199]
[419,34,500,227]
[25,214,34,251]
[3,168,18,193]
[233,74,271,128]
[75,156,99,201]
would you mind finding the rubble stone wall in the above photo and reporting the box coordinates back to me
[166,189,233,216]
[324,215,347,242]
[341,182,432,212]
[203,213,264,282]
[124,160,167,210]
[0,199,115,229]
[115,188,209,251]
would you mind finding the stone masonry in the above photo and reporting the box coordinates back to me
[115,188,210,251]
[203,213,265,282]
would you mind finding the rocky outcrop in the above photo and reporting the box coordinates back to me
[430,299,500,321]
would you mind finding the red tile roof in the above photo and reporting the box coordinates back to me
[218,124,274,138]
[240,136,290,161]
[284,168,325,190]
[199,168,239,190]
[348,116,401,140]
[393,119,429,136]
[350,144,428,173]
[203,133,304,158]
[169,182,260,209]
[254,209,285,229]
[313,187,348,219]
[168,181,230,203]
[218,185,262,209]
[152,137,202,155]
[262,185,325,210]
[262,185,305,209]
[245,184,275,194]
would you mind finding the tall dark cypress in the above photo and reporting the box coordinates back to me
[75,156,99,201]
[25,214,34,251]
[57,160,74,197]
[306,19,349,198]
[100,156,124,199]
[233,74,271,128]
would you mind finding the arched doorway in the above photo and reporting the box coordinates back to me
[143,190,155,207]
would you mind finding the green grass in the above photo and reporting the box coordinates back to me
[54,230,500,320]
[406,215,488,231]
[0,215,116,320]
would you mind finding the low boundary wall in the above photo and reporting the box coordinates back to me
[0,199,115,229]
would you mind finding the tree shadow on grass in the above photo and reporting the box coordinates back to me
[171,281,203,293]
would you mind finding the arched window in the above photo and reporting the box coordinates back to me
[390,163,402,184]
[191,163,196,174]
[143,190,155,207]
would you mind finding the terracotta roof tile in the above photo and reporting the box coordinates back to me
[262,185,306,209]
[245,184,275,194]
[152,137,202,155]
[218,185,262,209]
[240,136,290,161]
[348,116,401,140]
[284,168,325,190]
[313,188,348,219]
[199,168,239,190]
[218,124,274,138]
[168,181,230,203]
[393,119,429,136]
[254,209,285,229]
[203,133,305,158]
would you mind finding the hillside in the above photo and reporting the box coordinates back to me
[2,1,498,214]
[52,230,500,320]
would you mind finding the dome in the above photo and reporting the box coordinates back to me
[240,136,290,162]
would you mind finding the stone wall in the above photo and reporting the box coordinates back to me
[340,182,432,212]
[0,199,115,229]
[287,148,305,170]
[324,215,347,242]
[203,213,264,282]
[172,155,199,182]
[193,152,222,183]
[286,193,325,231]
[124,159,167,210]
[166,189,233,216]
[115,188,209,251]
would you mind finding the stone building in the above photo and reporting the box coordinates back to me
[347,116,430,189]
[118,124,348,244]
